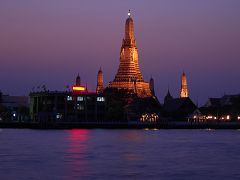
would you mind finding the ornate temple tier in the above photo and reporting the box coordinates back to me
[108,12,152,97]
[108,81,151,97]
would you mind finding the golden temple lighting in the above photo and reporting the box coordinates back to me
[180,72,189,98]
[108,11,152,97]
[140,113,159,122]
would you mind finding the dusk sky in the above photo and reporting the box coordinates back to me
[0,0,240,105]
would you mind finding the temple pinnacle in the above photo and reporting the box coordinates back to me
[180,71,189,98]
[128,10,131,17]
[96,67,104,94]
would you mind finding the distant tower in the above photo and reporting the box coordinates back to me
[149,77,155,96]
[76,74,81,86]
[96,68,104,94]
[180,72,188,98]
[164,89,173,104]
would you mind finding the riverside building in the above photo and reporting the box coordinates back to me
[29,75,106,124]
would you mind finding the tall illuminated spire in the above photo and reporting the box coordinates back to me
[108,11,151,97]
[180,71,189,98]
[124,10,136,47]
[96,67,104,94]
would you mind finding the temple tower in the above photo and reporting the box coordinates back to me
[149,77,155,96]
[108,11,151,97]
[180,72,189,98]
[96,68,104,94]
[76,74,81,86]
[164,89,173,104]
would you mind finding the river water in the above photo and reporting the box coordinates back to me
[0,129,240,180]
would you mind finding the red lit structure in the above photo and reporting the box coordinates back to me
[72,74,89,94]
[72,86,86,92]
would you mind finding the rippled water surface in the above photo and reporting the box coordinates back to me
[0,129,240,179]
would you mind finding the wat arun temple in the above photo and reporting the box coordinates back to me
[27,11,195,125]
[108,11,152,97]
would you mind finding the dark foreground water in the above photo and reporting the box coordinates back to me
[0,129,240,180]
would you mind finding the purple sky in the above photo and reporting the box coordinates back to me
[0,0,240,105]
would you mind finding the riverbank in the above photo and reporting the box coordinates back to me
[1,121,240,129]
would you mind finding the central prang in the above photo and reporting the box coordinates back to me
[108,12,152,97]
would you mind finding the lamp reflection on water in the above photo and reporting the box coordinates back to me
[65,129,90,177]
